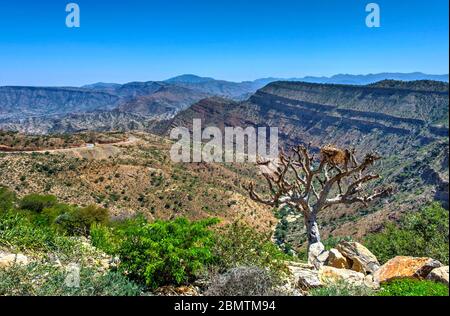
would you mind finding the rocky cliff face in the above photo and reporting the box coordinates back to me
[0,111,159,135]
[0,87,120,120]
[258,81,449,126]
[163,81,448,153]
[117,86,210,117]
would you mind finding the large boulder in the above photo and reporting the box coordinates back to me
[319,266,365,287]
[336,241,380,274]
[373,256,443,284]
[308,242,329,270]
[326,248,350,269]
[288,265,322,291]
[0,251,29,269]
[426,266,449,286]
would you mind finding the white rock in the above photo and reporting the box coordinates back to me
[0,252,29,268]
[308,242,329,269]
[426,266,449,286]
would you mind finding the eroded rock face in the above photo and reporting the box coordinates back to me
[288,265,322,291]
[364,274,380,290]
[426,266,449,286]
[319,266,365,287]
[0,251,29,268]
[326,248,350,269]
[336,241,380,274]
[373,256,443,284]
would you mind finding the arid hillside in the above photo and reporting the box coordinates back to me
[0,132,275,231]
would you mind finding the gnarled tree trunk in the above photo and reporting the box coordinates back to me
[305,213,321,245]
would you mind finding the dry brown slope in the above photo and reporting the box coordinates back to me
[0,132,275,232]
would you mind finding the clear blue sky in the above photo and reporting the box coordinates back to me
[0,0,448,86]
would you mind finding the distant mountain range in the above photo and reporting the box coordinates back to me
[85,72,450,90]
[278,72,449,85]
[0,72,448,127]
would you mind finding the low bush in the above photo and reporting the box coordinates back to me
[19,194,57,213]
[54,205,109,236]
[90,223,118,254]
[377,279,449,296]
[40,203,76,226]
[212,222,290,278]
[0,186,15,212]
[205,266,281,296]
[0,210,75,255]
[365,203,449,265]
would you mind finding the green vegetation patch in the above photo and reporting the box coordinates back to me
[365,203,449,265]
[377,279,449,297]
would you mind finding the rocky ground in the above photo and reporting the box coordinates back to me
[1,240,448,296]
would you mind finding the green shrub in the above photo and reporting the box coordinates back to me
[19,194,57,213]
[378,279,449,296]
[365,203,449,264]
[90,223,118,254]
[212,222,289,278]
[309,281,375,296]
[0,186,15,212]
[40,203,77,226]
[55,205,109,236]
[98,217,219,288]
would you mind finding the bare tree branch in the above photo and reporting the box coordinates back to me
[246,143,393,257]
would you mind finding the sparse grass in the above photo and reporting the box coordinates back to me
[309,281,375,296]
[0,263,143,296]
[0,210,76,255]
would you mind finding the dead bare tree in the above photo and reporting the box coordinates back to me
[246,144,393,267]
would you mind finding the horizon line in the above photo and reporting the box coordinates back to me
[1,71,449,88]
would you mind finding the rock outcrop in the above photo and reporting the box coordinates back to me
[336,241,380,274]
[426,266,449,285]
[373,256,442,284]
[326,248,350,269]
[287,263,322,291]
[319,266,366,287]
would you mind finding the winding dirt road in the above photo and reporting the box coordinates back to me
[1,135,139,154]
